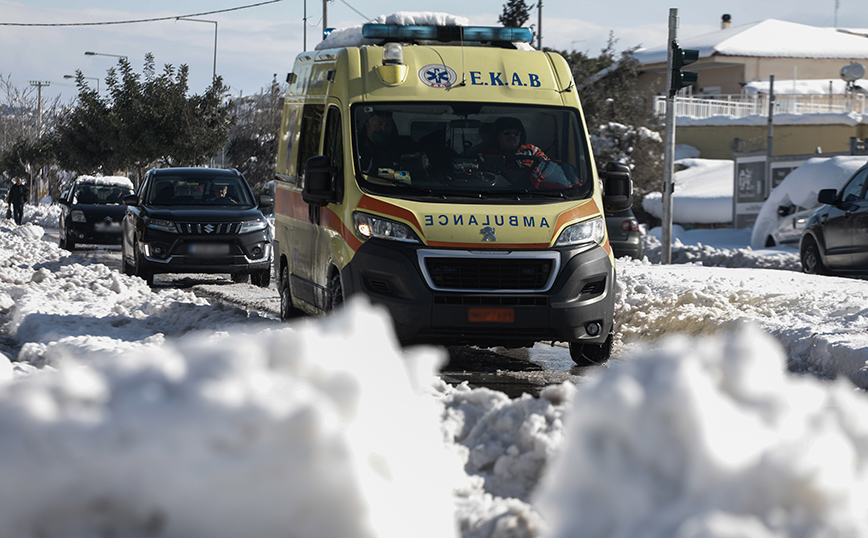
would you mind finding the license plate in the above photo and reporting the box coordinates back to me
[188,243,230,256]
[468,307,515,323]
[94,221,121,231]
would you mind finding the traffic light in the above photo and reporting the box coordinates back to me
[669,42,699,97]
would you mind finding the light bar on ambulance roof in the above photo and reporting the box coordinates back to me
[362,24,533,43]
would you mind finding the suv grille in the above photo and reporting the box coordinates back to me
[425,257,553,291]
[176,222,241,235]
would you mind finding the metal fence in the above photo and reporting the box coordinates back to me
[654,93,868,118]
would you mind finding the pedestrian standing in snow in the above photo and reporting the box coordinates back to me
[7,177,29,225]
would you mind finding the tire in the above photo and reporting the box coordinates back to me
[325,270,344,313]
[251,268,271,288]
[279,265,303,321]
[231,273,249,284]
[133,239,154,286]
[569,334,613,367]
[801,239,830,275]
[121,237,135,276]
[765,235,776,248]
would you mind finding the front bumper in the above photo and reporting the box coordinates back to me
[342,239,615,347]
[66,221,123,245]
[138,227,272,275]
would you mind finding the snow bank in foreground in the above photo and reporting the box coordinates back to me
[536,327,868,538]
[0,302,463,538]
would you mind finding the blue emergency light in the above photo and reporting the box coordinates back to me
[362,24,533,44]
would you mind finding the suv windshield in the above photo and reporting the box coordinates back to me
[145,174,255,207]
[73,184,133,204]
[353,102,594,200]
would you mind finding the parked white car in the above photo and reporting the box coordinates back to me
[764,204,816,247]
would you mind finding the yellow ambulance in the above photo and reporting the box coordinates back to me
[273,22,633,365]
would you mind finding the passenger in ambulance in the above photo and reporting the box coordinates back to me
[478,117,575,189]
[358,111,428,177]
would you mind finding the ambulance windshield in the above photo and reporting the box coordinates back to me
[353,103,594,200]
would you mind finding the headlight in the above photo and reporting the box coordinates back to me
[240,218,268,233]
[554,217,605,247]
[146,219,177,233]
[353,212,420,243]
[71,210,86,223]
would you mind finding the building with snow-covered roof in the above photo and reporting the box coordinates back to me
[634,16,868,98]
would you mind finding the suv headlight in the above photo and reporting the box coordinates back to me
[146,219,177,233]
[71,210,86,223]
[353,212,420,243]
[554,217,605,247]
[240,218,268,233]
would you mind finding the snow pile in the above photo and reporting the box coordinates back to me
[68,175,134,189]
[643,158,734,225]
[750,155,868,249]
[643,231,801,271]
[535,327,868,537]
[0,303,462,538]
[317,12,470,50]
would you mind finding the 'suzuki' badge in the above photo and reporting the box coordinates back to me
[419,64,457,88]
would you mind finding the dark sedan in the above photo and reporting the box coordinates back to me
[121,168,273,287]
[606,209,644,260]
[800,162,868,276]
[58,177,135,250]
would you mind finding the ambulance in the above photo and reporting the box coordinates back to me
[273,19,633,366]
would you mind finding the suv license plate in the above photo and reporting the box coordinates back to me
[189,243,230,256]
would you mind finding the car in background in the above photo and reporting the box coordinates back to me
[764,203,816,247]
[58,176,135,250]
[121,167,273,287]
[800,162,868,276]
[605,208,644,260]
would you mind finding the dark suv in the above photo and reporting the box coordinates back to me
[800,162,868,276]
[58,176,135,250]
[121,168,273,287]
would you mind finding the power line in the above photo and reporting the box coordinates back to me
[0,0,284,27]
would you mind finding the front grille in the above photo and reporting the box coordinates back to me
[176,222,241,235]
[425,257,553,291]
[433,295,547,306]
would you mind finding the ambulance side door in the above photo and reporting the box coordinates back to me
[311,102,345,307]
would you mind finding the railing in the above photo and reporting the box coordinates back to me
[654,93,868,119]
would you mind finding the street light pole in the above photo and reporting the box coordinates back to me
[64,74,99,93]
[176,17,218,80]
[84,51,128,61]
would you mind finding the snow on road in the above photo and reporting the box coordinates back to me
[2,205,868,537]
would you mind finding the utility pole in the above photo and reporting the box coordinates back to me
[29,80,50,204]
[537,0,543,50]
[766,75,775,195]
[323,0,328,38]
[661,8,698,264]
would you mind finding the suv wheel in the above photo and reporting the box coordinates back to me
[251,269,270,288]
[133,239,154,286]
[801,239,830,275]
[568,334,613,367]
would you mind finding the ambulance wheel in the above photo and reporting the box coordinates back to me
[279,265,303,320]
[568,334,613,367]
[231,272,249,284]
[325,271,344,313]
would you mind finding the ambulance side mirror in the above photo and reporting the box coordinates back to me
[601,161,633,212]
[302,155,336,207]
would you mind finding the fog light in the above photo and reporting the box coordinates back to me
[252,246,263,258]
[586,321,602,337]
[78,232,85,239]
[153,246,165,256]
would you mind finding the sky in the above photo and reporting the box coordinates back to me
[0,0,865,104]
[3,158,868,536]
